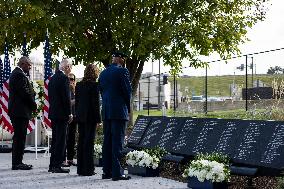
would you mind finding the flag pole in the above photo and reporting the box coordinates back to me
[34,104,37,157]
[1,124,3,147]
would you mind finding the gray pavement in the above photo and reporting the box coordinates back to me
[0,153,187,189]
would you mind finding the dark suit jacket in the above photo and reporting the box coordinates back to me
[8,67,36,119]
[75,81,101,123]
[48,70,71,120]
[98,63,132,120]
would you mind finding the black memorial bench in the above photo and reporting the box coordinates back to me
[126,115,284,187]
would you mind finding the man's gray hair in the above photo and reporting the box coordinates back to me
[18,56,32,66]
[59,58,72,70]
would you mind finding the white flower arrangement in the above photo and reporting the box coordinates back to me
[30,81,44,118]
[182,153,230,183]
[126,150,160,169]
[94,144,102,159]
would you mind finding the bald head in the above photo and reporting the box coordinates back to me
[18,56,32,67]
[18,56,32,73]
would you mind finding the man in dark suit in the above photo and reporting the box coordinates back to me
[48,58,73,173]
[99,52,132,181]
[8,56,37,170]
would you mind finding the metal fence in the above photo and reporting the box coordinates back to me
[134,47,284,119]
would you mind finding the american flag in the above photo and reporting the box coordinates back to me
[0,57,3,126]
[43,31,53,128]
[1,39,13,133]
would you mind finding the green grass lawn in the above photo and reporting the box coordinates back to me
[171,74,284,97]
[133,107,284,122]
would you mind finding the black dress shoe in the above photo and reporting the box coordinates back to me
[52,167,70,173]
[48,167,54,172]
[102,173,112,179]
[61,163,70,167]
[112,175,131,181]
[12,164,33,170]
[22,163,33,168]
[78,172,96,176]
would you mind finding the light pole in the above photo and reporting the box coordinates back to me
[158,59,161,109]
[173,74,176,113]
[205,65,208,114]
[245,55,248,111]
[138,82,141,111]
[250,57,254,88]
[147,77,150,115]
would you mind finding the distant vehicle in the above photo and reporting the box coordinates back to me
[191,96,205,102]
[207,96,222,102]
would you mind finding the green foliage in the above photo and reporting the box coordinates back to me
[276,177,284,189]
[95,126,104,145]
[173,74,284,97]
[0,0,270,76]
[196,152,230,165]
[267,66,284,75]
[183,152,231,182]
[0,0,271,127]
[134,107,284,122]
[144,147,167,160]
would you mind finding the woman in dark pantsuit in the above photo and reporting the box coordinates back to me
[63,73,77,167]
[75,64,101,176]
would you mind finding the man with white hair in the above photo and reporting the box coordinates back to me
[48,58,73,173]
[9,56,37,170]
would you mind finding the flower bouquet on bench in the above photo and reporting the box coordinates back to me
[93,143,102,166]
[183,153,230,189]
[126,148,166,177]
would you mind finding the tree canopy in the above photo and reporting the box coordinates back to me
[0,0,270,92]
[267,66,283,75]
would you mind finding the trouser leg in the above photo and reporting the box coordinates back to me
[11,118,28,165]
[102,120,112,176]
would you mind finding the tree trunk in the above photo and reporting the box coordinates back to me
[126,58,145,127]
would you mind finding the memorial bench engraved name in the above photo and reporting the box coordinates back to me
[127,115,152,146]
[127,116,284,171]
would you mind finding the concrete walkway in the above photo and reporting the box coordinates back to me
[0,153,187,189]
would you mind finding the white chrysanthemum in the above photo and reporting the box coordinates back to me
[30,81,44,118]
[126,150,161,169]
[94,144,103,158]
[183,158,229,183]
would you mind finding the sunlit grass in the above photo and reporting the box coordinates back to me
[133,108,284,122]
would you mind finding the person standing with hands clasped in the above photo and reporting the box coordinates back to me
[63,73,77,167]
[48,59,73,173]
[99,52,132,181]
[76,64,101,176]
[8,56,37,170]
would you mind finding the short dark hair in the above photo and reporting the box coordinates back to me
[68,73,76,81]
[112,52,128,58]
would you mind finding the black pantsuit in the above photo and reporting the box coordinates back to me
[11,118,29,165]
[75,80,101,176]
[66,120,77,161]
[77,122,96,175]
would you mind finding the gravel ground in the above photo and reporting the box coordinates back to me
[0,153,187,189]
